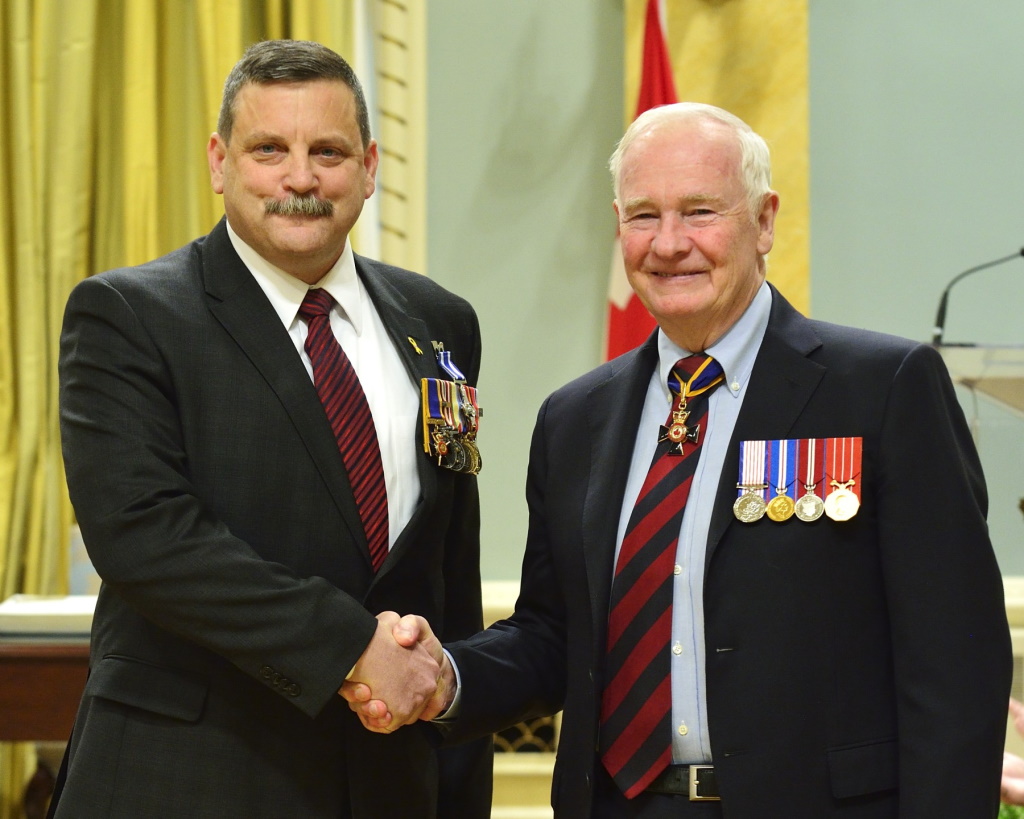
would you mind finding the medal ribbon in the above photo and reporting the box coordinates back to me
[667,356,725,402]
[771,439,798,500]
[436,350,467,382]
[420,346,482,467]
[439,380,462,432]
[458,384,481,436]
[737,440,767,500]
[421,378,444,453]
[798,438,824,492]
[825,437,863,500]
[421,379,474,450]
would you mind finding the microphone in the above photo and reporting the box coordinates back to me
[931,247,1024,346]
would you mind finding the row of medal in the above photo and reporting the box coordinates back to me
[420,345,483,476]
[734,437,862,523]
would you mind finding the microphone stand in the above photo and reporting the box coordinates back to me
[931,248,1024,346]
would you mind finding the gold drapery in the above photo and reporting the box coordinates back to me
[624,0,810,312]
[0,2,363,814]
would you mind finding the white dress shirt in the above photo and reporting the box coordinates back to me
[225,221,421,548]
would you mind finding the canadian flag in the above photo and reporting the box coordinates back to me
[604,0,678,360]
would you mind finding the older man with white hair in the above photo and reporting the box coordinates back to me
[349,102,1011,818]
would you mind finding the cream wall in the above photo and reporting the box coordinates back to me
[426,1,625,579]
[809,0,1024,574]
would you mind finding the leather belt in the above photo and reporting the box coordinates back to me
[646,765,720,801]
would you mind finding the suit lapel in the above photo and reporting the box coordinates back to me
[582,337,660,643]
[705,289,826,566]
[354,256,444,575]
[199,220,368,556]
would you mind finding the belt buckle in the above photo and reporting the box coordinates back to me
[688,765,720,801]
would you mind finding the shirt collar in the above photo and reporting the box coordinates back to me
[656,280,772,399]
[225,220,364,334]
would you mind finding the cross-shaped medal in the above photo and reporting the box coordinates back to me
[659,401,700,455]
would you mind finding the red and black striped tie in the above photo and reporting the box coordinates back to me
[299,288,388,571]
[600,354,724,798]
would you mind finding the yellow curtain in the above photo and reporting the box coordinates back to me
[0,2,356,814]
[625,0,810,313]
[0,2,100,812]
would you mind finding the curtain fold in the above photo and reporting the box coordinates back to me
[0,3,362,814]
[1,3,101,813]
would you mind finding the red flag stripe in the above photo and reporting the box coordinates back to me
[604,0,678,361]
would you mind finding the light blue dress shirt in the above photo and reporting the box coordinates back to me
[612,281,772,764]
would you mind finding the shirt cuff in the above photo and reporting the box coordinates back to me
[433,648,462,721]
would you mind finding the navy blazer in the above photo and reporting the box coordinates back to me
[448,287,1011,818]
[54,219,491,818]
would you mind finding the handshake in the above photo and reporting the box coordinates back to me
[339,612,455,733]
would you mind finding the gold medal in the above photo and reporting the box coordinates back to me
[733,489,767,522]
[666,422,688,443]
[794,488,825,522]
[659,402,699,455]
[824,483,859,521]
[766,493,795,522]
[462,438,482,475]
[823,438,862,521]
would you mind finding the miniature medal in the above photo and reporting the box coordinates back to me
[462,438,482,475]
[446,436,468,473]
[794,488,825,522]
[824,482,859,521]
[419,344,483,475]
[734,440,768,522]
[734,488,768,522]
[766,493,795,522]
[765,439,796,522]
[823,437,862,522]
[794,438,825,522]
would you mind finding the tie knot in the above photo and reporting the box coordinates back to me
[299,288,334,320]
[668,354,723,396]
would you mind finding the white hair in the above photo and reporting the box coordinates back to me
[609,102,772,217]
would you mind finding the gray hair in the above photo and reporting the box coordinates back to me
[609,102,772,217]
[218,39,371,148]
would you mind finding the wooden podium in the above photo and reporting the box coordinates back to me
[0,640,89,742]
[938,344,1024,417]
[0,596,94,816]
[0,596,94,741]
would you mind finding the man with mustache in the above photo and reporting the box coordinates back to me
[50,39,491,818]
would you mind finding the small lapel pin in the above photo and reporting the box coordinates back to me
[408,336,423,355]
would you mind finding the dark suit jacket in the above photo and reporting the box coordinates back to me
[54,219,491,818]
[447,287,1011,818]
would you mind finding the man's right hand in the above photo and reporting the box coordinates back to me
[340,611,442,732]
[339,613,455,732]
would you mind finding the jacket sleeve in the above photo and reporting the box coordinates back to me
[876,343,1011,815]
[444,393,570,741]
[60,274,377,717]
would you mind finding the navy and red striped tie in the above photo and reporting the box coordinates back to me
[299,288,389,572]
[600,354,724,798]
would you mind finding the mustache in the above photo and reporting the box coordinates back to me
[265,194,334,217]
